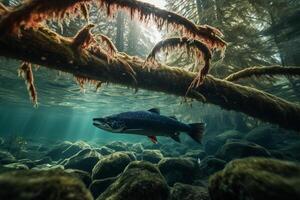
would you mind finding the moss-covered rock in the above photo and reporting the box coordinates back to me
[0,150,16,164]
[65,169,92,187]
[158,157,198,186]
[0,169,93,200]
[120,151,137,161]
[105,141,128,152]
[204,130,243,154]
[216,139,271,161]
[281,140,300,161]
[3,163,29,170]
[92,152,131,180]
[96,161,170,200]
[209,157,300,200]
[198,156,227,178]
[171,183,209,200]
[244,126,283,148]
[215,130,243,143]
[130,143,144,153]
[46,141,90,161]
[183,150,207,159]
[203,139,224,155]
[64,149,102,173]
[89,176,118,199]
[142,149,164,164]
[95,146,115,156]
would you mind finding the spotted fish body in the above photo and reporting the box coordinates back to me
[93,108,205,144]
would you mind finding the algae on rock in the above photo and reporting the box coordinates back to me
[209,157,300,200]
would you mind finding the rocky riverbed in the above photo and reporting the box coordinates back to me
[0,125,299,200]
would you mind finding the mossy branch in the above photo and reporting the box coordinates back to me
[0,0,226,52]
[224,66,300,82]
[0,27,300,132]
[145,37,212,88]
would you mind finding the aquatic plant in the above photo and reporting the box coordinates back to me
[18,62,37,106]
[224,66,300,82]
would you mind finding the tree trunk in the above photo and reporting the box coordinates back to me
[127,19,140,55]
[115,11,125,52]
[0,27,300,132]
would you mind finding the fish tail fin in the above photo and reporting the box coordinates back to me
[187,123,205,144]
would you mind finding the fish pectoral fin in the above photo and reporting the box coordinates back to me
[148,136,158,144]
[170,133,181,143]
[148,108,160,115]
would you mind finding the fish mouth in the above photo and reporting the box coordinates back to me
[93,117,113,131]
[93,118,106,128]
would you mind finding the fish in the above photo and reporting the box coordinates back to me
[93,108,205,144]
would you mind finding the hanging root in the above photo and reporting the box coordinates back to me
[97,0,227,52]
[72,23,95,50]
[145,37,212,89]
[75,75,101,91]
[18,62,37,106]
[0,0,92,35]
[95,33,118,57]
[224,66,300,82]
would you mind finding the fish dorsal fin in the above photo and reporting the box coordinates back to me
[148,108,160,114]
[169,116,177,120]
[148,136,158,144]
[171,133,181,143]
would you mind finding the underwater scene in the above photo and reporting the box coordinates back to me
[0,0,300,199]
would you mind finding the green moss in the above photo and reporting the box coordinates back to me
[0,169,93,200]
[97,161,169,200]
[209,157,300,200]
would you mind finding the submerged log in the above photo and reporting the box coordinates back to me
[0,27,300,132]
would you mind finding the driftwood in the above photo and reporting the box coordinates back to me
[0,27,300,131]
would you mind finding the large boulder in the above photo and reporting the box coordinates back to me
[244,126,283,148]
[142,149,164,164]
[209,157,300,200]
[158,157,198,186]
[183,150,207,160]
[171,183,209,200]
[281,140,300,161]
[92,152,131,180]
[64,149,102,173]
[65,169,92,187]
[0,150,16,164]
[89,176,118,199]
[130,143,144,153]
[215,130,243,143]
[0,169,93,200]
[216,139,271,161]
[105,141,128,152]
[198,156,227,178]
[3,163,29,170]
[95,146,115,156]
[204,130,243,154]
[46,141,90,161]
[97,161,169,200]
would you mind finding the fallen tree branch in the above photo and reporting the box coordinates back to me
[224,66,300,82]
[0,27,300,132]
